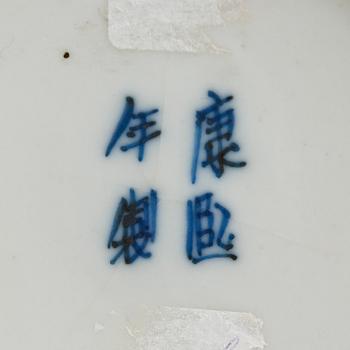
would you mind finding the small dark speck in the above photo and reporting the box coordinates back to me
[63,51,70,59]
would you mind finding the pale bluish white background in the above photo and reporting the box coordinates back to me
[0,0,349,349]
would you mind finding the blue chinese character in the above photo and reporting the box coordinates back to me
[105,96,161,161]
[107,188,158,265]
[186,192,237,264]
[191,90,247,184]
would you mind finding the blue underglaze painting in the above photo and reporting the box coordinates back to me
[186,192,237,264]
[105,96,161,161]
[191,90,246,184]
[107,188,158,264]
